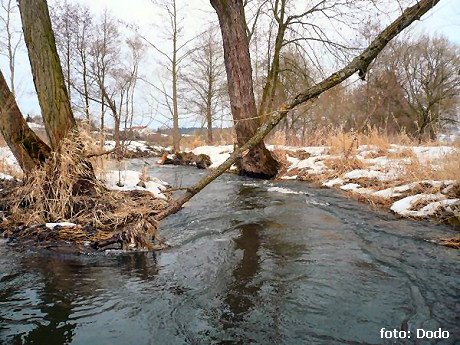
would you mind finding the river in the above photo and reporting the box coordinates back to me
[1,161,459,344]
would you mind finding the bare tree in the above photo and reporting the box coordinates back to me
[140,0,195,152]
[0,0,22,95]
[50,0,75,101]
[90,10,120,149]
[51,1,95,121]
[121,36,145,150]
[73,3,94,121]
[158,0,442,219]
[396,37,460,140]
[182,25,227,144]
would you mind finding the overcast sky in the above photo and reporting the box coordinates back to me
[1,0,458,129]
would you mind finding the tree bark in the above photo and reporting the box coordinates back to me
[18,0,77,150]
[210,0,279,178]
[0,70,51,173]
[258,1,287,124]
[157,0,441,221]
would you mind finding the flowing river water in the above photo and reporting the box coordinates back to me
[0,161,459,344]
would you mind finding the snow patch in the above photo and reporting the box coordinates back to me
[281,175,297,180]
[46,222,77,229]
[340,183,361,191]
[390,193,451,217]
[101,170,169,200]
[322,178,343,187]
[191,145,233,169]
[0,172,14,180]
[343,169,393,181]
[287,155,328,174]
[27,122,45,129]
[0,147,20,171]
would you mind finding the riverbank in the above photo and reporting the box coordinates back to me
[188,143,459,229]
[0,142,172,252]
[1,139,459,248]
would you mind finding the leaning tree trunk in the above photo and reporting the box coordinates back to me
[18,0,76,151]
[0,70,51,173]
[210,0,280,178]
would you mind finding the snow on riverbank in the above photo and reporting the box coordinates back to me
[189,142,459,222]
[1,140,458,222]
[0,147,21,173]
[100,170,170,200]
[272,144,459,220]
[103,140,172,155]
[0,143,171,200]
[190,145,233,169]
[188,143,458,221]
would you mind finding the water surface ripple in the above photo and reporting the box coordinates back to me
[1,162,459,344]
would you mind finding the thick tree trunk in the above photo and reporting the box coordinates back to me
[210,0,279,178]
[18,0,76,150]
[0,70,51,173]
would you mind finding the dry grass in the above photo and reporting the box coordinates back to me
[267,126,418,149]
[0,131,170,250]
[398,148,460,184]
[436,148,460,182]
[0,159,22,179]
[439,235,460,249]
[348,192,395,209]
[327,130,359,156]
[324,156,367,174]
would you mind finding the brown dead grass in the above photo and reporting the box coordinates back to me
[439,236,460,249]
[0,159,22,179]
[1,132,169,250]
[324,156,367,175]
[399,148,460,184]
[349,192,395,209]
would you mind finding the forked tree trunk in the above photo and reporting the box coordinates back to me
[0,70,51,173]
[210,0,279,178]
[18,0,76,150]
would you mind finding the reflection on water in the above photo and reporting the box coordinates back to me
[1,164,459,344]
[222,222,263,323]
